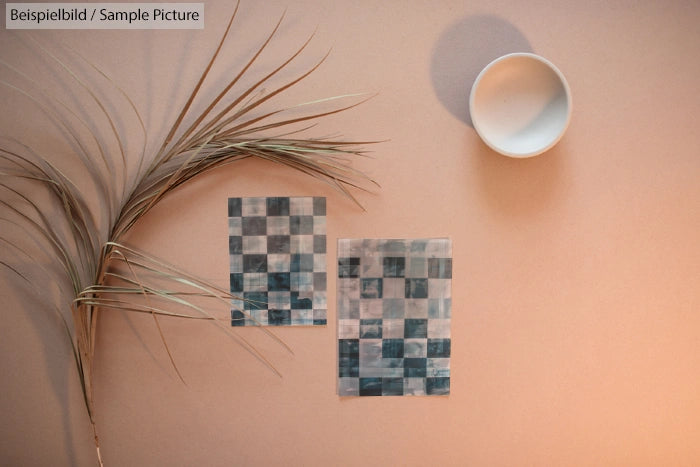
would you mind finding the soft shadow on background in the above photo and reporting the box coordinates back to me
[431,15,567,216]
[472,138,569,218]
[430,15,532,127]
[0,34,96,464]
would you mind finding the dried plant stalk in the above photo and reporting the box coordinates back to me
[0,4,375,465]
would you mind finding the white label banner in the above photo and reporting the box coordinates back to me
[6,3,204,29]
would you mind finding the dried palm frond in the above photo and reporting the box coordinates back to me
[0,4,375,465]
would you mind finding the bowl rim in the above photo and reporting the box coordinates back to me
[469,52,572,158]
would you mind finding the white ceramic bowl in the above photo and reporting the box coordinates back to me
[469,53,572,158]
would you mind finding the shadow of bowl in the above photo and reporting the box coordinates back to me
[430,15,533,127]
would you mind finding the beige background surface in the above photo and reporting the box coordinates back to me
[1,1,699,465]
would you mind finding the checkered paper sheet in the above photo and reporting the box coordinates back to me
[228,197,327,326]
[337,238,452,396]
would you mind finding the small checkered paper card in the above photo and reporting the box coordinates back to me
[337,238,452,396]
[228,197,327,326]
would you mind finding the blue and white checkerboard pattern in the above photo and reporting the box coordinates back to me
[228,197,327,326]
[337,238,452,396]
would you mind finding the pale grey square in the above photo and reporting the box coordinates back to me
[291,272,314,292]
[289,197,314,215]
[338,319,360,338]
[405,299,429,318]
[359,299,383,319]
[313,291,327,309]
[382,299,405,318]
[404,378,426,396]
[229,254,242,273]
[267,254,290,273]
[382,277,404,298]
[267,216,290,235]
[228,217,242,236]
[339,378,360,396]
[243,236,267,254]
[268,291,291,309]
[407,256,427,278]
[242,197,266,216]
[338,298,360,319]
[291,235,314,254]
[244,273,267,292]
[382,319,404,338]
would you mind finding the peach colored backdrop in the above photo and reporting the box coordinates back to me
[1,1,699,465]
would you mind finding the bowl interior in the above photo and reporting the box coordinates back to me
[470,54,571,157]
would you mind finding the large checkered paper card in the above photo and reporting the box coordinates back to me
[228,197,327,326]
[337,238,452,396]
